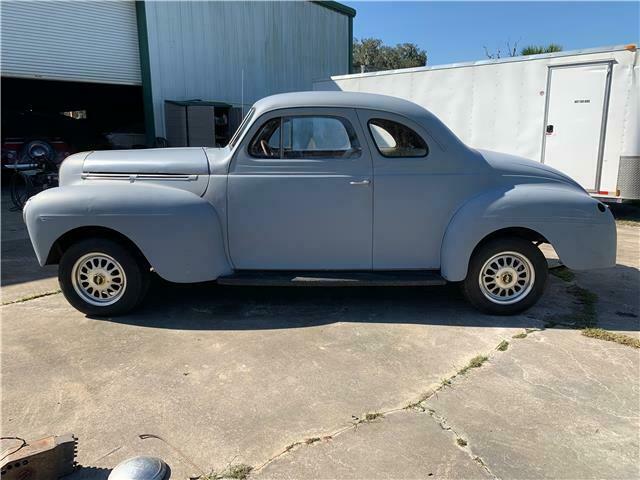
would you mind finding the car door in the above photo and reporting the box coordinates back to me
[356,109,485,270]
[227,107,373,270]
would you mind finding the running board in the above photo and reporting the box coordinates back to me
[217,270,446,287]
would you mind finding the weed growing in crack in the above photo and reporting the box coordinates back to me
[3,289,61,305]
[458,355,488,375]
[284,441,301,452]
[512,332,528,339]
[456,437,468,447]
[496,340,509,351]
[364,412,383,422]
[222,464,253,480]
[304,437,321,445]
[198,464,253,480]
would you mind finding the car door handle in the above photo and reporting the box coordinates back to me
[349,179,371,186]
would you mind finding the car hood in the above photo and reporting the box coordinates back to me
[83,147,209,175]
[477,149,584,191]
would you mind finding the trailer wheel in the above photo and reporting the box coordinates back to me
[59,238,148,316]
[462,237,547,315]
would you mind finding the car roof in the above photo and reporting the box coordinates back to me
[252,91,429,118]
[249,91,469,154]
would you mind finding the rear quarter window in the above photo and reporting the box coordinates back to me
[368,119,428,158]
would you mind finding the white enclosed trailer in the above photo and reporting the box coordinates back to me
[314,45,639,201]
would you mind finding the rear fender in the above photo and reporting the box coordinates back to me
[440,184,616,281]
[24,182,231,283]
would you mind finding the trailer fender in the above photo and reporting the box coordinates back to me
[23,183,232,283]
[440,183,616,281]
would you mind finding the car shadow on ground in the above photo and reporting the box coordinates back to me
[89,264,639,333]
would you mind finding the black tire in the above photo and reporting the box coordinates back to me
[10,171,33,210]
[18,139,57,169]
[462,237,547,315]
[59,238,148,316]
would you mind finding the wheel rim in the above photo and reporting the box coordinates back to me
[71,253,127,306]
[478,251,535,305]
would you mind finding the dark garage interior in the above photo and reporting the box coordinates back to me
[1,77,145,170]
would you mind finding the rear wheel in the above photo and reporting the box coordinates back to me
[59,238,148,316]
[462,237,547,315]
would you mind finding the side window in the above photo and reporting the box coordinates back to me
[368,119,428,158]
[282,116,360,159]
[248,118,281,158]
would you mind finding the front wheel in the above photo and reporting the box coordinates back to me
[462,237,547,315]
[59,239,148,316]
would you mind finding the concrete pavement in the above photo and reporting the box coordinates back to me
[1,192,638,479]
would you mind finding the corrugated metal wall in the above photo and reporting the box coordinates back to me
[144,1,350,136]
[0,0,141,85]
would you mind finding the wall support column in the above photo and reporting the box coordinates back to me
[135,1,156,145]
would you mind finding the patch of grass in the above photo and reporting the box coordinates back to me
[549,285,598,329]
[456,437,468,447]
[458,355,488,375]
[550,267,575,282]
[512,332,528,339]
[496,340,509,351]
[304,437,321,445]
[616,219,640,227]
[610,202,640,226]
[582,328,640,349]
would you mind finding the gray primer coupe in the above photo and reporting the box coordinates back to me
[23,92,616,316]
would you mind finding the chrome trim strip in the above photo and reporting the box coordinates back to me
[82,173,198,182]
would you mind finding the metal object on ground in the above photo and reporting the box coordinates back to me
[0,434,77,480]
[108,457,169,480]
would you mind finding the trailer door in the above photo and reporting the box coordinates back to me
[542,63,612,191]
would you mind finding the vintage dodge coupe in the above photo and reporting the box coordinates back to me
[24,92,616,316]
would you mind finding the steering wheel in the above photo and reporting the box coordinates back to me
[260,139,273,157]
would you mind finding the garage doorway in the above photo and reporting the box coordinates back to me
[1,77,146,175]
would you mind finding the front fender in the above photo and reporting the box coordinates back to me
[24,182,232,283]
[440,184,616,281]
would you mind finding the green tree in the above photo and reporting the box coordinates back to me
[520,44,563,55]
[353,38,427,73]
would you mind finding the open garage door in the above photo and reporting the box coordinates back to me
[1,78,145,176]
[1,0,141,85]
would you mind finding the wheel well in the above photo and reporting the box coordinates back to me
[473,227,549,255]
[46,226,150,268]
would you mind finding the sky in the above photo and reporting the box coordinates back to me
[344,1,640,65]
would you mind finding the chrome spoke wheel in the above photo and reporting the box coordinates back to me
[478,251,535,305]
[71,253,127,306]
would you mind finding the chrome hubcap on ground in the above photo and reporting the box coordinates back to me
[479,251,534,305]
[72,253,127,306]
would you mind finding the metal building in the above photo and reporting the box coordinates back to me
[1,0,355,148]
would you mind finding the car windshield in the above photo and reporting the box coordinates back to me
[228,107,255,148]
